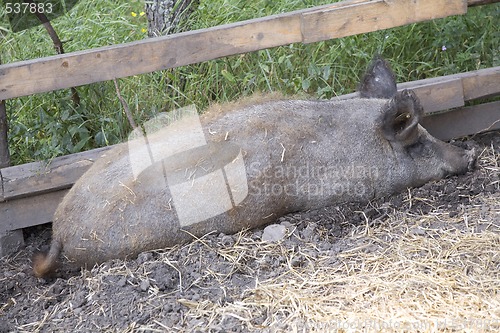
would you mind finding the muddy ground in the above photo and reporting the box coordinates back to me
[0,131,499,333]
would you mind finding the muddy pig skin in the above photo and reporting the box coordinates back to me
[33,57,476,277]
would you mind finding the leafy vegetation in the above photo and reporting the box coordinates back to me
[1,0,498,164]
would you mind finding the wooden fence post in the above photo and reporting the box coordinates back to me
[0,56,23,255]
[0,56,10,168]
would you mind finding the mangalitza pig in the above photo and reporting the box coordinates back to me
[33,57,476,277]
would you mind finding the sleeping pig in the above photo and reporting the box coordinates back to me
[33,57,476,277]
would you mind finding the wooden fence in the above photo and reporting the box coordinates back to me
[0,0,499,255]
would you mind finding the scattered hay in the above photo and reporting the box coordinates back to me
[179,195,499,332]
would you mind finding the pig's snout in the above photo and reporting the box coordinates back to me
[444,143,478,176]
[451,140,478,172]
[465,147,478,172]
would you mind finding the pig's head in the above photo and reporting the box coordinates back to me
[357,57,477,195]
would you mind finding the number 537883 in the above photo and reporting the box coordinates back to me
[5,2,53,14]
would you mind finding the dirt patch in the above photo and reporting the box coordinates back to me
[1,131,499,333]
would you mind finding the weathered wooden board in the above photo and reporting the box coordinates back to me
[0,0,468,100]
[397,66,500,102]
[0,190,67,232]
[339,80,465,112]
[0,146,112,201]
[461,68,500,101]
[0,189,67,257]
[301,0,467,43]
[407,79,465,113]
[338,66,500,113]
[421,101,500,141]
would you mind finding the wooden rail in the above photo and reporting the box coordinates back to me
[0,0,469,100]
[338,66,500,140]
[422,101,500,141]
[339,67,500,111]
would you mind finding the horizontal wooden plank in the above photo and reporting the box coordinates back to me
[338,66,500,112]
[0,14,301,101]
[408,79,464,113]
[462,68,500,101]
[0,146,112,201]
[0,190,67,232]
[0,0,468,100]
[421,101,500,141]
[301,0,466,43]
[398,66,500,102]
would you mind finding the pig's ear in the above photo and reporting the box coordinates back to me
[381,90,423,145]
[359,56,397,99]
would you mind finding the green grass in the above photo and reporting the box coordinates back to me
[1,0,498,165]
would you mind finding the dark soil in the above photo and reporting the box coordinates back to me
[0,131,498,333]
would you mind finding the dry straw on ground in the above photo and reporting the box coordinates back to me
[182,199,499,332]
